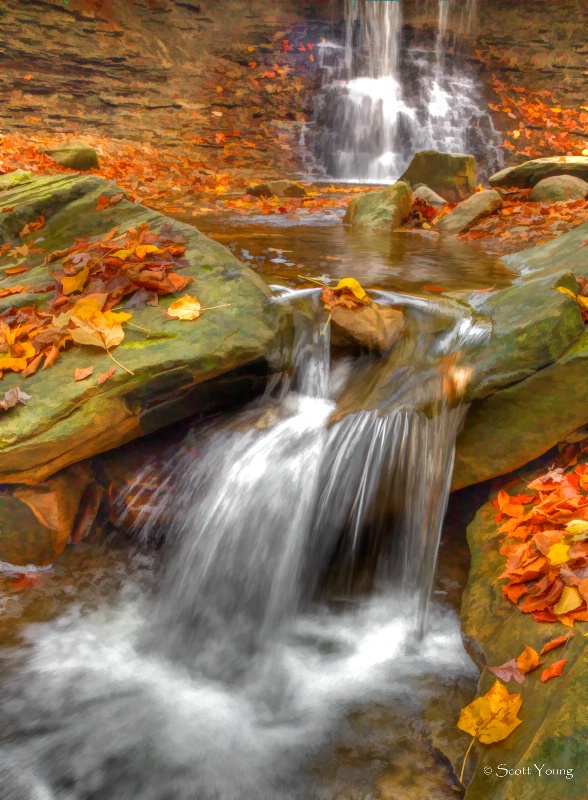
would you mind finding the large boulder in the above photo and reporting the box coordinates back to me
[0,172,282,485]
[461,476,587,800]
[343,181,412,229]
[412,184,447,208]
[43,144,100,171]
[453,222,588,489]
[530,175,588,203]
[401,150,476,202]
[489,156,588,189]
[438,190,503,234]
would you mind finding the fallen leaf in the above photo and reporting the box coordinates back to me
[135,244,164,259]
[516,645,544,674]
[553,585,583,616]
[487,658,526,684]
[540,633,573,655]
[335,277,370,305]
[0,386,31,411]
[166,294,202,320]
[547,542,571,566]
[541,659,568,683]
[74,365,94,382]
[97,366,116,384]
[61,266,90,295]
[457,681,522,744]
[4,266,31,276]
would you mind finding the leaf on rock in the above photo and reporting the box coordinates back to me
[516,645,544,674]
[540,633,573,655]
[61,266,90,295]
[97,366,115,384]
[74,365,94,382]
[457,681,522,744]
[334,277,371,305]
[0,386,31,411]
[135,244,164,259]
[166,294,201,321]
[487,658,526,684]
[553,586,583,616]
[541,659,568,683]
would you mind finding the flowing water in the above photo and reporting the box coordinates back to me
[312,0,502,181]
[0,212,504,798]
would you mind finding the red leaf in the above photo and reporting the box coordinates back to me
[540,633,573,655]
[541,659,568,683]
[97,366,115,384]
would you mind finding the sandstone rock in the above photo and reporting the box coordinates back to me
[331,304,404,352]
[412,184,447,208]
[529,174,588,202]
[246,180,306,198]
[0,171,282,484]
[343,181,412,229]
[43,144,99,171]
[489,155,588,189]
[461,478,587,800]
[0,463,91,565]
[401,150,476,202]
[438,190,503,234]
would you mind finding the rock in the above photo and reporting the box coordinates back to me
[331,304,404,352]
[489,156,588,189]
[0,170,34,191]
[0,171,282,484]
[401,150,476,202]
[343,181,412,229]
[412,184,447,208]
[0,463,91,565]
[43,144,100,171]
[438,190,503,234]
[452,222,588,489]
[529,175,588,202]
[246,180,306,198]
[461,477,587,800]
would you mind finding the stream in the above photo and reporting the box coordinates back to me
[0,210,508,799]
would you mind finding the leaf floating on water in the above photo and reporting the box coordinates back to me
[0,386,31,412]
[74,365,94,382]
[541,659,568,683]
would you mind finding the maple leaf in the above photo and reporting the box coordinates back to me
[457,681,522,784]
[61,266,90,295]
[74,365,94,382]
[487,658,525,684]
[541,659,568,683]
[8,244,29,259]
[540,633,573,655]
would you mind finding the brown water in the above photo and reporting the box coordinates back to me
[189,213,514,294]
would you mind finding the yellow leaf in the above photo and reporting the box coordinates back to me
[516,645,543,674]
[335,278,370,305]
[547,542,571,566]
[553,586,583,616]
[457,681,522,745]
[111,249,134,260]
[576,295,588,311]
[69,294,108,320]
[61,266,89,295]
[582,149,588,157]
[135,244,164,259]
[70,312,126,350]
[103,310,132,325]
[167,294,202,321]
[556,286,577,300]
[566,519,588,536]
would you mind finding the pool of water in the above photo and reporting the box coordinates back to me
[188,213,514,294]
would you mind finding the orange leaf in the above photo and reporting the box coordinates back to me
[540,633,573,655]
[516,645,544,674]
[541,659,568,683]
[74,365,94,382]
[97,366,116,384]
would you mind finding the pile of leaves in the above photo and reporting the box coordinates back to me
[0,221,191,381]
[493,463,588,626]
[462,190,588,254]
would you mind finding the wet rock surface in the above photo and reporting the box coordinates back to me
[343,181,412,229]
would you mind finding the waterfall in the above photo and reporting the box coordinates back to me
[312,0,502,182]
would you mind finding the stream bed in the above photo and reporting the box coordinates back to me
[0,213,511,800]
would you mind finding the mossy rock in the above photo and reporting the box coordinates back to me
[401,150,476,202]
[461,479,588,800]
[43,145,99,171]
[489,156,588,189]
[343,181,412,229]
[0,172,283,485]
